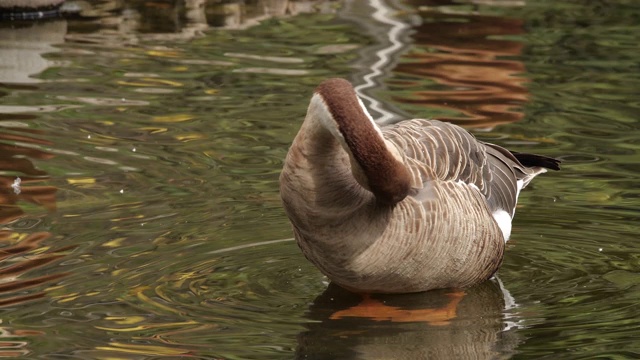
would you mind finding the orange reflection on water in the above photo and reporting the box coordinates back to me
[0,232,72,307]
[394,5,528,128]
[0,127,57,224]
[0,122,66,308]
[330,291,465,325]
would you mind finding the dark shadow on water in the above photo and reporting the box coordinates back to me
[297,280,521,359]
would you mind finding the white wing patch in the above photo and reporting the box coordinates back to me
[492,209,512,242]
[454,178,515,242]
[513,179,524,216]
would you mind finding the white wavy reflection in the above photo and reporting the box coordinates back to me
[341,0,413,124]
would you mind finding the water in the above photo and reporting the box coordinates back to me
[0,0,639,358]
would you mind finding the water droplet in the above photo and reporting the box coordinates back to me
[11,177,21,194]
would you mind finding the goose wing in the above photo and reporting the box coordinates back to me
[383,119,558,216]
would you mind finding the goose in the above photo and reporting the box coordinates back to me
[280,78,560,294]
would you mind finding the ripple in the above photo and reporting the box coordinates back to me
[224,52,305,64]
[133,88,179,94]
[8,217,42,230]
[79,239,523,359]
[120,239,316,322]
[0,231,72,308]
[0,105,81,114]
[83,156,117,165]
[556,154,601,163]
[56,96,149,106]
[232,67,310,76]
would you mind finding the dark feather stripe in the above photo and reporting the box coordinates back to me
[484,148,518,215]
[511,152,561,171]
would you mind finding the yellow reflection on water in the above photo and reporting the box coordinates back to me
[95,342,193,356]
[152,114,195,123]
[117,78,184,87]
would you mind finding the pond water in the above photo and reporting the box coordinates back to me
[0,0,639,358]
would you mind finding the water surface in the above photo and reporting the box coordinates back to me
[0,0,639,358]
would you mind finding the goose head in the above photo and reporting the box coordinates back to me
[306,78,411,205]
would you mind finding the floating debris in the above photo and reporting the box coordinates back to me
[11,177,21,194]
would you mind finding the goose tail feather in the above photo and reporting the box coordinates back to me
[511,152,561,171]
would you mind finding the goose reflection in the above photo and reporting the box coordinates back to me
[297,279,521,359]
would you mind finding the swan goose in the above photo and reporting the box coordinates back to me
[280,78,560,293]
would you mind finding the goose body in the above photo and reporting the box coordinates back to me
[280,78,560,293]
